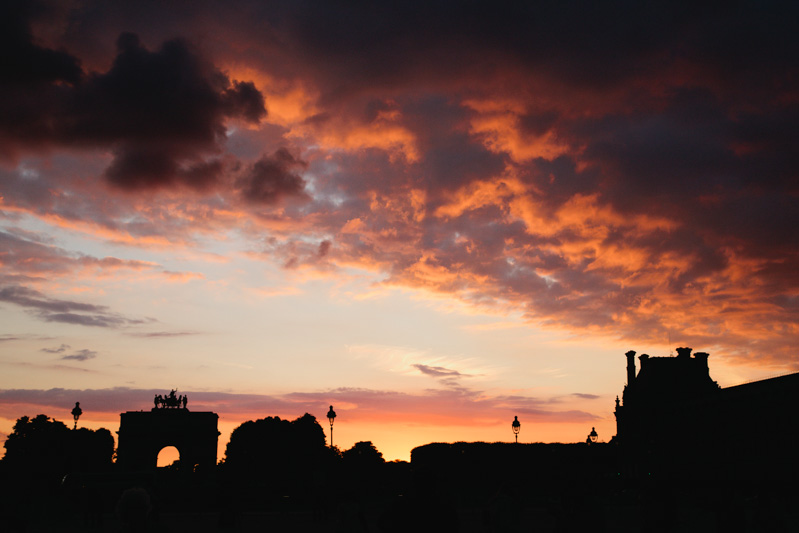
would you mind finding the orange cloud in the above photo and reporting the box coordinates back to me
[292,119,419,163]
[223,65,321,126]
[464,98,570,162]
[435,175,525,219]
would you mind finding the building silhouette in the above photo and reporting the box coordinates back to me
[116,404,219,473]
[614,347,799,483]
[614,347,719,449]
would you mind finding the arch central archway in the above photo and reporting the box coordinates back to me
[116,409,219,472]
[157,445,181,468]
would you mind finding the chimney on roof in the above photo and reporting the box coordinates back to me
[676,346,692,359]
[626,350,636,385]
[694,351,709,373]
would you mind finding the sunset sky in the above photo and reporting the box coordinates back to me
[2,1,798,462]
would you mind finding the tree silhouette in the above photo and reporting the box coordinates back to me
[2,414,70,488]
[342,440,384,468]
[341,440,386,497]
[1,414,114,488]
[70,426,115,472]
[290,412,328,455]
[221,413,330,496]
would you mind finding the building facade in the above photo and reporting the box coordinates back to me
[614,347,799,482]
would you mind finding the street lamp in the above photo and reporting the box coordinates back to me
[327,405,336,448]
[511,415,521,443]
[71,401,82,430]
[588,427,598,444]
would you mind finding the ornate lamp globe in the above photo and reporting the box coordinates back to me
[71,402,82,430]
[326,405,336,447]
[511,415,521,443]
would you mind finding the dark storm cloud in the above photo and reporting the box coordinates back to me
[1,9,265,190]
[0,2,82,86]
[566,90,799,261]
[518,110,560,138]
[85,33,263,190]
[235,1,668,88]
[0,285,147,328]
[236,149,308,204]
[189,0,798,105]
[411,98,508,191]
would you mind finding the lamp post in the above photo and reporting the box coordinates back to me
[327,405,336,448]
[588,427,598,444]
[511,415,521,443]
[71,401,82,430]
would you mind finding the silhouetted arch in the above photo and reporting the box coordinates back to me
[116,409,219,472]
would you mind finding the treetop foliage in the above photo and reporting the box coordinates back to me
[1,414,115,485]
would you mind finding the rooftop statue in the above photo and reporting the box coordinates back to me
[153,389,188,410]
